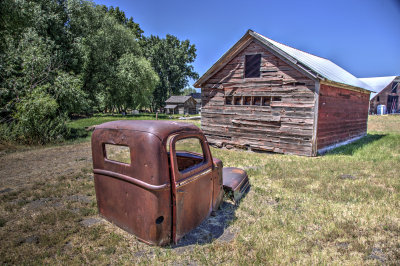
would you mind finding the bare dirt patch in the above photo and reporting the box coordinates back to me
[0,142,92,189]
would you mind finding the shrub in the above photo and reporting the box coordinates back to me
[12,88,69,144]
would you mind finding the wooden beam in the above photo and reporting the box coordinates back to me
[311,80,320,156]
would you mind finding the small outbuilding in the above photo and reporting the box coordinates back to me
[164,96,197,115]
[194,30,374,156]
[188,92,202,113]
[359,76,399,114]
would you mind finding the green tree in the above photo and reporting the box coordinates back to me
[13,88,68,144]
[102,6,143,38]
[50,72,88,115]
[0,0,199,144]
[1,28,62,118]
[181,87,197,96]
[72,13,143,111]
[113,54,159,112]
[142,35,199,110]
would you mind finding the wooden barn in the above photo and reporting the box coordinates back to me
[164,95,197,115]
[188,92,202,113]
[359,76,399,114]
[194,30,374,156]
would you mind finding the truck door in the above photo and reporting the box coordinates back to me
[168,133,214,243]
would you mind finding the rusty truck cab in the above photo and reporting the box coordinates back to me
[91,120,224,245]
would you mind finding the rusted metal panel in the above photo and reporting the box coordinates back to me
[212,158,224,211]
[168,132,214,243]
[91,120,248,245]
[223,167,250,203]
[91,123,174,246]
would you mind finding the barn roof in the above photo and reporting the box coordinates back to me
[194,29,374,92]
[359,76,398,99]
[165,95,192,104]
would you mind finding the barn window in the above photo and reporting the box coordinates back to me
[272,96,282,101]
[244,96,252,105]
[262,97,271,106]
[225,96,232,105]
[392,82,398,93]
[253,96,261,106]
[234,96,242,105]
[377,96,380,102]
[245,54,261,78]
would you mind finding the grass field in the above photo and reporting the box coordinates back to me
[67,113,200,130]
[0,115,399,264]
[64,113,200,143]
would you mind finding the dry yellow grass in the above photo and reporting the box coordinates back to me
[0,115,399,264]
[368,114,400,134]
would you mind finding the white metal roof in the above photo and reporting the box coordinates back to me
[359,76,398,99]
[251,31,374,91]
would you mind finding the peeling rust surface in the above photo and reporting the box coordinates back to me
[223,167,250,203]
[91,120,248,246]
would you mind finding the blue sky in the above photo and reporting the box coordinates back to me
[94,0,400,87]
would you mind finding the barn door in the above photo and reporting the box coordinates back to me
[387,95,398,113]
[168,134,214,243]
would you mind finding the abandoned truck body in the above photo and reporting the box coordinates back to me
[91,120,249,245]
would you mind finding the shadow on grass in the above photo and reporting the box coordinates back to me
[171,186,251,250]
[171,201,238,250]
[65,128,89,140]
[324,133,386,156]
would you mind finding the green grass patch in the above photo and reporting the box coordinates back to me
[67,113,197,130]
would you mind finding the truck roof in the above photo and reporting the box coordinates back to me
[95,120,200,140]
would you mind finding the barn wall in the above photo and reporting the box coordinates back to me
[201,40,316,156]
[370,79,400,114]
[317,84,369,150]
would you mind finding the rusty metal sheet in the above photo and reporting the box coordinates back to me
[92,121,176,246]
[91,120,248,246]
[168,133,214,243]
[223,167,250,203]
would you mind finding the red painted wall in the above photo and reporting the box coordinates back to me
[317,84,369,150]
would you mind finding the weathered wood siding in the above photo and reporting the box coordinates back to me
[166,99,197,115]
[317,84,369,150]
[201,40,316,156]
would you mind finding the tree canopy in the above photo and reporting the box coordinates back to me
[0,0,198,144]
[142,35,199,110]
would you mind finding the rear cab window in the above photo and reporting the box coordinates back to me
[104,144,131,165]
